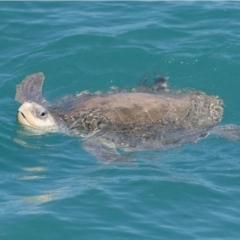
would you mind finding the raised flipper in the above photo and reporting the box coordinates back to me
[136,73,169,93]
[211,124,240,141]
[151,76,169,92]
[15,73,47,105]
[83,139,130,163]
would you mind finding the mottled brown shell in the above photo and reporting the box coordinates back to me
[58,91,223,137]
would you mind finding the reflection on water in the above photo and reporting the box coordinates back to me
[19,175,45,180]
[22,167,46,172]
[18,167,47,180]
[18,189,63,204]
[13,137,42,149]
[17,164,66,204]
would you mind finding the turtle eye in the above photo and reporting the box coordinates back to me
[40,111,47,117]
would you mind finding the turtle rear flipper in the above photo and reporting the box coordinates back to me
[137,75,169,93]
[211,124,240,141]
[15,73,47,105]
[83,139,130,163]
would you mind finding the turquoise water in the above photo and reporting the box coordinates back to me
[1,1,240,239]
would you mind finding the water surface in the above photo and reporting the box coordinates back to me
[1,2,240,239]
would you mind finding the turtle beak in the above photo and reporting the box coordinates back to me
[17,111,30,126]
[17,102,36,127]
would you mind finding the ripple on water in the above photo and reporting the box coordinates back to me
[1,1,240,239]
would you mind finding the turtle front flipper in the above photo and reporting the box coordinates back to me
[15,73,47,105]
[83,139,130,163]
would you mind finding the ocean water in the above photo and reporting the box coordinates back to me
[1,1,240,239]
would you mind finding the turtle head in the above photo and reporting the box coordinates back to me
[17,102,56,130]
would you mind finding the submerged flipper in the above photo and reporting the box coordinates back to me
[15,73,47,105]
[211,124,240,141]
[83,139,130,163]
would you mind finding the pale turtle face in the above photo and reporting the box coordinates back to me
[17,102,56,130]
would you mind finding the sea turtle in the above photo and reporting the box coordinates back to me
[15,73,240,162]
